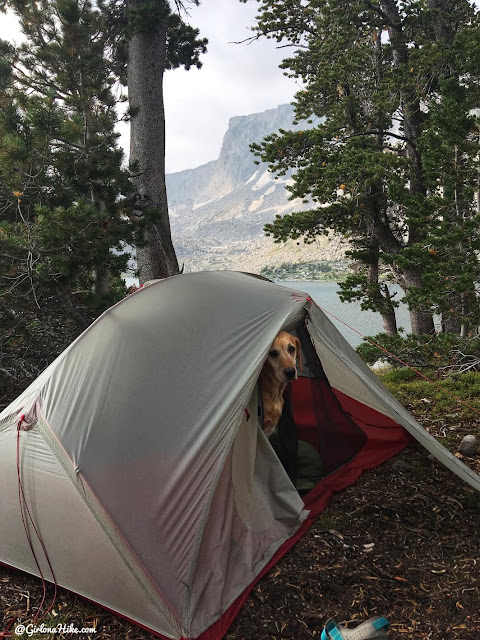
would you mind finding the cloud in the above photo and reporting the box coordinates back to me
[0,10,25,44]
[161,0,296,172]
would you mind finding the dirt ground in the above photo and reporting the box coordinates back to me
[1,441,479,640]
[228,445,480,640]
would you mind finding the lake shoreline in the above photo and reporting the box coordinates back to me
[278,281,412,348]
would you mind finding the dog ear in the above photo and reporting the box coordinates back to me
[294,337,303,371]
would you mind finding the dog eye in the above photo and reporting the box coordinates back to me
[287,345,296,354]
[269,349,279,358]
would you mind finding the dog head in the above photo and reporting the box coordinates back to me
[264,331,303,384]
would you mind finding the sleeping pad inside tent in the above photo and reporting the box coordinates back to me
[1,271,480,640]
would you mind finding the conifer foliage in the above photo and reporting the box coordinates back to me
[0,0,208,331]
[0,0,133,328]
[242,0,480,335]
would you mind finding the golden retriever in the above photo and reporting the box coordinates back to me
[258,331,302,437]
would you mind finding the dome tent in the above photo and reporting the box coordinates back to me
[1,271,479,639]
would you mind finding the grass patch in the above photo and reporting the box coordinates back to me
[377,368,480,478]
[379,367,418,384]
[378,369,480,424]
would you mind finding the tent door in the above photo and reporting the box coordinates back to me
[268,322,368,495]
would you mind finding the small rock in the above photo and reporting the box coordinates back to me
[391,459,409,473]
[459,435,479,456]
[371,359,392,372]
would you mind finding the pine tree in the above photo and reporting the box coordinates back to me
[102,0,208,282]
[413,1,480,334]
[0,0,133,327]
[241,0,480,336]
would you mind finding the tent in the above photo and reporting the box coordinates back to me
[1,270,479,639]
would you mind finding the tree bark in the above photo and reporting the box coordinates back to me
[380,0,427,204]
[379,284,398,335]
[94,263,110,298]
[427,0,456,75]
[367,235,398,335]
[58,287,89,331]
[127,1,180,283]
[443,314,461,335]
[91,198,110,297]
[81,67,112,298]
[402,270,436,335]
[382,309,398,335]
[377,1,436,335]
[409,308,435,335]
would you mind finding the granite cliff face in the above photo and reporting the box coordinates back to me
[166,104,345,273]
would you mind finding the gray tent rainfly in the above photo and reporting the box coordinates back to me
[1,271,479,640]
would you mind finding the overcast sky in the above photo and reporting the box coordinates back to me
[161,1,297,172]
[0,1,297,174]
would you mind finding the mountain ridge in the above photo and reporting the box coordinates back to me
[166,104,346,273]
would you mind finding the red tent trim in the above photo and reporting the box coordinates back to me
[195,390,412,640]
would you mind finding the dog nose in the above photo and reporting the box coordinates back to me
[284,367,296,380]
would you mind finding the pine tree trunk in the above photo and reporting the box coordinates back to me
[442,315,461,335]
[460,292,469,338]
[91,198,110,297]
[441,292,464,335]
[380,285,398,335]
[127,0,180,283]
[58,287,89,331]
[94,263,110,298]
[367,236,398,335]
[382,311,398,335]
[82,68,112,298]
[379,1,435,335]
[409,308,435,335]
[402,271,436,335]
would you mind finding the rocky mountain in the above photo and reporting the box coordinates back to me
[166,104,346,274]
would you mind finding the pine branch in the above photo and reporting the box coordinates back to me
[173,0,199,17]
[12,63,70,100]
[363,0,402,31]
[339,130,420,159]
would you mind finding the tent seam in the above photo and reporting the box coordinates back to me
[181,379,258,635]
[191,511,309,639]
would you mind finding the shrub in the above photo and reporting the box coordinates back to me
[380,368,418,384]
[356,332,480,373]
